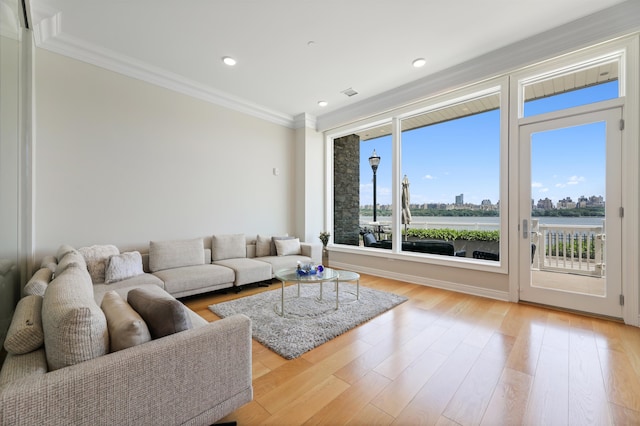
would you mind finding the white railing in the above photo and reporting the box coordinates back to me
[531,219,605,276]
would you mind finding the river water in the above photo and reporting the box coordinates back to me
[359,215,605,231]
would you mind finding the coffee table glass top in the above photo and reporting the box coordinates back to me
[275,267,340,282]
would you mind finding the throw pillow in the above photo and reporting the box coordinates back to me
[42,264,109,370]
[275,238,301,256]
[105,251,144,283]
[127,287,192,339]
[40,255,57,273]
[23,268,53,297]
[101,290,151,352]
[78,244,120,284]
[256,235,272,257]
[56,244,76,262]
[54,250,87,277]
[4,295,44,355]
[270,235,294,256]
[212,234,246,261]
[149,238,204,272]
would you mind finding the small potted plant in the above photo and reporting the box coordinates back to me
[319,231,330,248]
[319,231,330,265]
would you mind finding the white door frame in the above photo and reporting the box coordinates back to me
[518,104,623,318]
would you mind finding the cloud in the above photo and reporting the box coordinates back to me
[531,181,543,188]
[567,175,585,185]
[539,188,549,193]
[555,183,566,188]
[423,174,435,180]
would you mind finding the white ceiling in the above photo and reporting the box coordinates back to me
[29,0,629,126]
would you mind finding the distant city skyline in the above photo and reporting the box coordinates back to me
[359,81,617,207]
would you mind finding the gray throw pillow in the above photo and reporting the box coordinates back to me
[127,287,192,339]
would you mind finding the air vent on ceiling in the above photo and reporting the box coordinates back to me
[341,87,358,97]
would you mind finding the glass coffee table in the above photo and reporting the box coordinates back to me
[274,268,340,317]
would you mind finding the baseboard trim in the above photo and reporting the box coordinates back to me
[329,261,510,302]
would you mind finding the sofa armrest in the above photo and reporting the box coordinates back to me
[301,243,322,264]
[0,314,253,426]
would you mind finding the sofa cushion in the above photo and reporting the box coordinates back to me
[257,254,313,274]
[214,258,272,286]
[275,238,301,256]
[101,290,151,352]
[256,234,272,257]
[78,244,120,284]
[55,250,87,277]
[105,251,144,283]
[92,273,165,306]
[152,264,234,297]
[42,264,109,370]
[127,287,192,339]
[212,233,246,261]
[149,238,204,272]
[4,295,44,355]
[23,268,53,297]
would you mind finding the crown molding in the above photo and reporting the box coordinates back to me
[317,0,640,132]
[31,10,296,129]
[293,113,317,130]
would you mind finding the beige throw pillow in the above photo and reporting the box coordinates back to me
[23,268,53,297]
[275,238,301,256]
[55,250,87,277]
[101,290,151,352]
[78,244,120,284]
[105,251,144,283]
[42,265,109,370]
[4,295,44,355]
[255,235,272,257]
[270,235,294,256]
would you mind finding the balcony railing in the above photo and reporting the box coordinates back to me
[357,218,606,277]
[531,219,605,277]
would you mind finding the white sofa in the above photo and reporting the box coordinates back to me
[0,246,253,425]
[147,234,322,297]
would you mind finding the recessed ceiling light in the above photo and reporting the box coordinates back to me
[412,58,426,68]
[222,56,237,66]
[318,101,328,107]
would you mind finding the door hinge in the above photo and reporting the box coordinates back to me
[619,207,624,218]
[620,294,625,306]
[620,119,625,131]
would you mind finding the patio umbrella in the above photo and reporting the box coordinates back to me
[402,175,412,240]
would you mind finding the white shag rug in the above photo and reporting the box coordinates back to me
[209,283,407,359]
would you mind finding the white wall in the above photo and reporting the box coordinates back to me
[34,49,297,259]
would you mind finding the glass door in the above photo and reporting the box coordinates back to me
[519,107,622,318]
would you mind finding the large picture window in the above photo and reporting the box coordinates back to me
[400,93,501,260]
[332,85,505,265]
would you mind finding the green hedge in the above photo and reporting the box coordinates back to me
[405,228,500,242]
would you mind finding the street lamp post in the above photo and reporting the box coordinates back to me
[368,150,381,236]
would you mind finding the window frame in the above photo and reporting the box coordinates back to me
[326,77,510,274]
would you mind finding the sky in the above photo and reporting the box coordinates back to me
[359,80,618,207]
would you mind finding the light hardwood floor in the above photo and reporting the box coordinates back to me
[183,274,640,425]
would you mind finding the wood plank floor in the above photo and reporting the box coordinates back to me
[183,274,640,426]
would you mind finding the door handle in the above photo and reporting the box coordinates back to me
[523,219,528,239]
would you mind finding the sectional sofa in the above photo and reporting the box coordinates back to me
[0,246,252,425]
[0,233,320,425]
